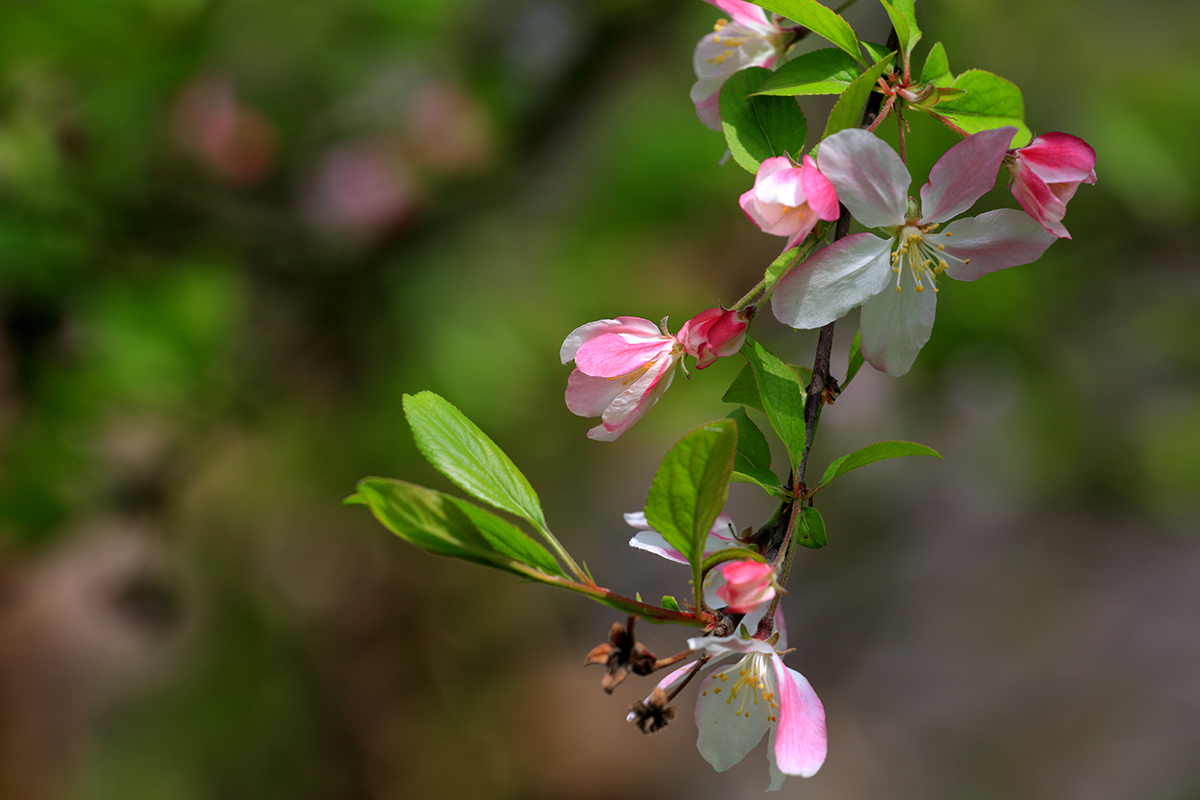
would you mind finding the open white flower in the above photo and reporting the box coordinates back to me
[772,126,1056,376]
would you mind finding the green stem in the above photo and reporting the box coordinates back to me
[541,573,715,627]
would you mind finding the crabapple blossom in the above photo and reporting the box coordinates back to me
[716,560,776,614]
[692,1,792,130]
[740,155,840,250]
[772,126,1056,377]
[636,623,826,792]
[1005,132,1097,239]
[562,308,749,440]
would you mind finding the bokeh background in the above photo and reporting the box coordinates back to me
[1,0,1198,798]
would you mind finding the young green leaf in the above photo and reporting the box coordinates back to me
[720,67,808,173]
[919,41,952,86]
[817,440,942,490]
[937,69,1030,145]
[661,595,681,612]
[795,505,828,549]
[878,0,920,59]
[723,364,764,413]
[741,337,808,471]
[644,419,738,588]
[755,0,863,63]
[726,407,781,493]
[403,391,547,531]
[354,478,560,578]
[822,51,895,138]
[843,328,865,390]
[753,48,862,97]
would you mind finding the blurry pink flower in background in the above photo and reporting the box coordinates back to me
[740,155,840,250]
[716,560,776,613]
[692,0,791,130]
[301,140,420,239]
[1006,132,1097,239]
[170,75,278,186]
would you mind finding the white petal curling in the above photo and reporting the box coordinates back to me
[939,208,1057,282]
[771,233,893,330]
[918,126,1015,224]
[858,269,938,377]
[816,128,909,229]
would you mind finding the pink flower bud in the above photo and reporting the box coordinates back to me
[715,560,776,614]
[740,155,840,250]
[1006,132,1096,239]
[681,307,751,369]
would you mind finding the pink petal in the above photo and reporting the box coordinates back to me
[565,369,628,418]
[769,658,827,778]
[692,86,723,131]
[561,317,660,363]
[771,233,893,330]
[703,0,774,31]
[589,357,678,441]
[1009,161,1069,238]
[1017,132,1097,185]
[575,332,674,377]
[939,209,1056,282]
[816,128,909,229]
[800,155,841,221]
[858,272,937,377]
[756,164,806,207]
[919,126,1015,224]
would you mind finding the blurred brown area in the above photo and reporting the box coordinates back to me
[1,0,1198,798]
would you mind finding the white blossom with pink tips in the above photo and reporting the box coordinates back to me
[636,621,826,792]
[562,308,748,440]
[1006,132,1097,239]
[692,1,791,130]
[740,154,840,250]
[772,126,1056,377]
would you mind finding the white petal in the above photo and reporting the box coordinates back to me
[628,530,689,564]
[771,234,893,330]
[858,271,937,377]
[816,128,909,229]
[694,661,771,771]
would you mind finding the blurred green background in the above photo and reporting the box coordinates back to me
[1,0,1197,798]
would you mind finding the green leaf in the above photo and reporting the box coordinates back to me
[817,440,942,489]
[861,41,893,64]
[661,595,680,612]
[644,419,738,579]
[403,391,547,531]
[879,0,920,59]
[795,506,828,549]
[446,496,564,577]
[355,478,560,578]
[919,41,952,86]
[720,67,808,173]
[753,48,862,97]
[843,328,865,390]
[726,407,781,492]
[755,0,863,62]
[723,364,764,413]
[937,69,1030,145]
[822,50,895,138]
[740,337,808,471]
